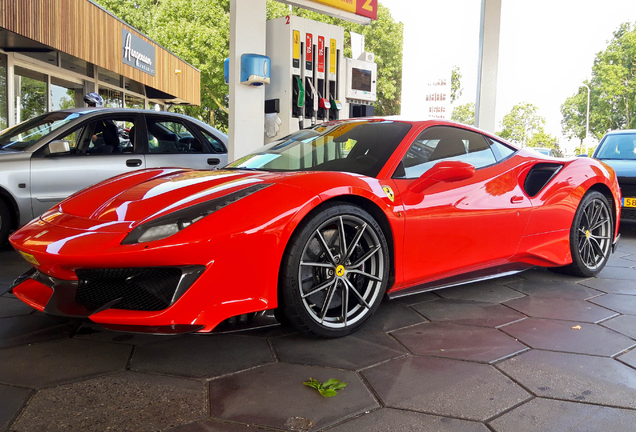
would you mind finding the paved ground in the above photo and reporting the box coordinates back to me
[2,224,636,431]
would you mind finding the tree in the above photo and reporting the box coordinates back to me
[451,65,462,104]
[267,2,403,116]
[561,22,636,139]
[94,0,403,129]
[451,102,474,126]
[526,130,562,156]
[498,102,545,147]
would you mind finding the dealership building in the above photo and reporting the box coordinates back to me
[0,0,201,130]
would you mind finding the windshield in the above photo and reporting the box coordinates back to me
[596,134,636,160]
[227,120,412,178]
[0,111,84,151]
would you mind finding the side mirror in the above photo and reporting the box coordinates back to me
[48,140,70,155]
[408,160,475,194]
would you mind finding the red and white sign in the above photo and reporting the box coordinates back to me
[317,36,325,74]
[305,33,313,71]
[423,72,451,120]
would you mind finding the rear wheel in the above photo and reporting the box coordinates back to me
[0,199,11,246]
[279,203,389,337]
[559,191,613,277]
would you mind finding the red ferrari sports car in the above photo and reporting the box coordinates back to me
[9,119,621,337]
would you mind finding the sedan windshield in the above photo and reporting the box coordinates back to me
[596,134,636,160]
[0,111,84,151]
[227,120,412,178]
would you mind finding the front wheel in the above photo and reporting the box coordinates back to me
[560,191,613,277]
[279,203,389,337]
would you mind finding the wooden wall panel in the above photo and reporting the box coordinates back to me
[1,0,201,105]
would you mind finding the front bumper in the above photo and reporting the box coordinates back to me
[11,265,204,324]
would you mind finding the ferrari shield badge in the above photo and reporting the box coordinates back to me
[382,186,395,202]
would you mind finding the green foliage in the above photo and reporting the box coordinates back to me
[526,130,562,156]
[561,22,636,139]
[451,65,462,104]
[303,378,347,397]
[498,102,545,147]
[268,3,403,116]
[451,102,474,126]
[19,77,47,122]
[93,0,403,129]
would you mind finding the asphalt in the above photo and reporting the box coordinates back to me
[2,224,636,431]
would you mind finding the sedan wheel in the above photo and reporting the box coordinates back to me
[565,191,613,277]
[280,203,389,337]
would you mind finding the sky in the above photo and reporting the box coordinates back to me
[379,0,636,153]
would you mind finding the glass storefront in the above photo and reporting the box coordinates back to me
[51,76,83,111]
[98,87,124,108]
[125,94,145,109]
[14,66,47,123]
[0,54,7,129]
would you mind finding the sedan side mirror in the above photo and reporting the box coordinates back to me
[408,160,476,194]
[48,140,70,155]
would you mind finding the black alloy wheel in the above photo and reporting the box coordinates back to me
[279,203,389,337]
[563,191,613,277]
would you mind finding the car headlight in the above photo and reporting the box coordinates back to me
[122,183,272,245]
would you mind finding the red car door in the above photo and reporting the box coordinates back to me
[391,125,532,288]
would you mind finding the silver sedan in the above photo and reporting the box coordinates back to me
[0,108,228,244]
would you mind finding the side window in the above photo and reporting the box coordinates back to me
[58,128,83,151]
[396,126,497,179]
[83,117,136,155]
[488,138,517,161]
[147,119,208,154]
[198,128,227,153]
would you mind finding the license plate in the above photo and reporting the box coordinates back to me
[19,251,40,266]
[624,197,636,208]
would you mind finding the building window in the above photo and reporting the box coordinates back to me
[0,54,7,129]
[60,52,88,76]
[98,68,122,87]
[125,94,144,109]
[98,87,123,108]
[14,66,47,123]
[51,76,83,111]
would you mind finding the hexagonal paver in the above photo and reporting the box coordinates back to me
[601,315,636,339]
[596,266,636,280]
[168,419,273,432]
[272,330,406,370]
[327,408,489,432]
[0,315,80,348]
[617,348,636,369]
[0,384,31,430]
[505,279,602,300]
[13,371,206,432]
[72,323,181,345]
[499,318,635,357]
[589,294,636,315]
[489,398,636,432]
[503,297,616,323]
[131,334,274,378]
[435,282,525,303]
[391,290,440,306]
[392,322,528,363]
[411,299,526,328]
[0,297,35,318]
[605,255,636,268]
[362,356,531,421]
[517,268,588,283]
[363,301,428,333]
[0,338,131,388]
[497,350,636,408]
[209,362,378,431]
[578,278,636,295]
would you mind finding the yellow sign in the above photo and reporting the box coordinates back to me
[293,30,300,69]
[329,38,337,76]
[382,186,395,202]
[19,250,40,266]
[310,0,377,19]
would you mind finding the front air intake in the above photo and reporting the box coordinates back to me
[75,267,182,311]
[523,163,563,197]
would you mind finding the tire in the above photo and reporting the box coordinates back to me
[558,191,613,277]
[279,203,389,338]
[0,199,11,247]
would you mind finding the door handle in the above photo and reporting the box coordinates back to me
[207,158,220,166]
[510,195,524,204]
[126,159,142,167]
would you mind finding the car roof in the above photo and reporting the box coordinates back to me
[605,129,636,135]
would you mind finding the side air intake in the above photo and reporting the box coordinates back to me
[523,163,563,197]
